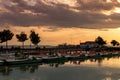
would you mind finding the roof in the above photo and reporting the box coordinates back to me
[80,41,97,45]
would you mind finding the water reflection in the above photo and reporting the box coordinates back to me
[0,56,119,75]
[0,66,12,76]
[0,56,120,80]
[19,64,39,73]
[67,56,120,67]
[102,77,112,80]
[49,63,60,68]
[0,65,38,76]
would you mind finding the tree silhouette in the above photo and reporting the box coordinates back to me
[0,29,14,48]
[0,31,2,43]
[95,36,106,46]
[29,30,41,46]
[117,43,119,46]
[111,40,119,46]
[16,32,28,49]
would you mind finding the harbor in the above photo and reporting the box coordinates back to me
[1,0,120,80]
[0,46,120,66]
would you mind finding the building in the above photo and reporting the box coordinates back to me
[80,41,99,48]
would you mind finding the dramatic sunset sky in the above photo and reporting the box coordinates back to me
[0,0,120,46]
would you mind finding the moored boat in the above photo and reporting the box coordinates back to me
[0,60,4,66]
[2,57,42,65]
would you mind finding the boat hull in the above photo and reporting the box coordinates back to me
[3,58,42,65]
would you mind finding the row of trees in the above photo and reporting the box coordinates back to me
[0,29,40,48]
[0,29,119,48]
[95,36,119,46]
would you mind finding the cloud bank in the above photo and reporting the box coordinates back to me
[0,0,120,29]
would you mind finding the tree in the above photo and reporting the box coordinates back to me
[0,29,14,48]
[95,36,106,46]
[0,31,2,43]
[111,40,119,46]
[117,43,119,46]
[29,30,41,46]
[16,32,28,49]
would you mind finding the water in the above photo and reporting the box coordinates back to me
[0,56,120,80]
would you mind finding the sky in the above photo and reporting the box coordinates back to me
[0,0,120,46]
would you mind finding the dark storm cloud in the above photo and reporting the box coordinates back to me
[77,0,120,11]
[0,0,120,29]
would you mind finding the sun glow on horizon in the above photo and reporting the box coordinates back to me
[1,27,120,46]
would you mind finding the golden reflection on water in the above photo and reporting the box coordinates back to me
[1,57,120,80]
[102,58,120,68]
[65,57,120,68]
[102,77,112,80]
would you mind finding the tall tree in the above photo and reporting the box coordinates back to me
[0,31,2,43]
[29,30,41,46]
[0,31,3,50]
[111,40,119,46]
[16,32,28,49]
[0,29,14,48]
[95,36,106,46]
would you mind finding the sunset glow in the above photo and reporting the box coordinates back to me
[0,0,120,46]
[0,27,120,46]
[114,7,120,13]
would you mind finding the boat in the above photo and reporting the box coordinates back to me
[42,56,67,63]
[0,60,4,66]
[2,57,42,65]
[64,55,81,60]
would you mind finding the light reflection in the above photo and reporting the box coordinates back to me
[0,56,120,80]
[103,77,112,80]
[65,56,120,68]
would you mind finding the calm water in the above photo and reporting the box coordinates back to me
[0,56,120,80]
